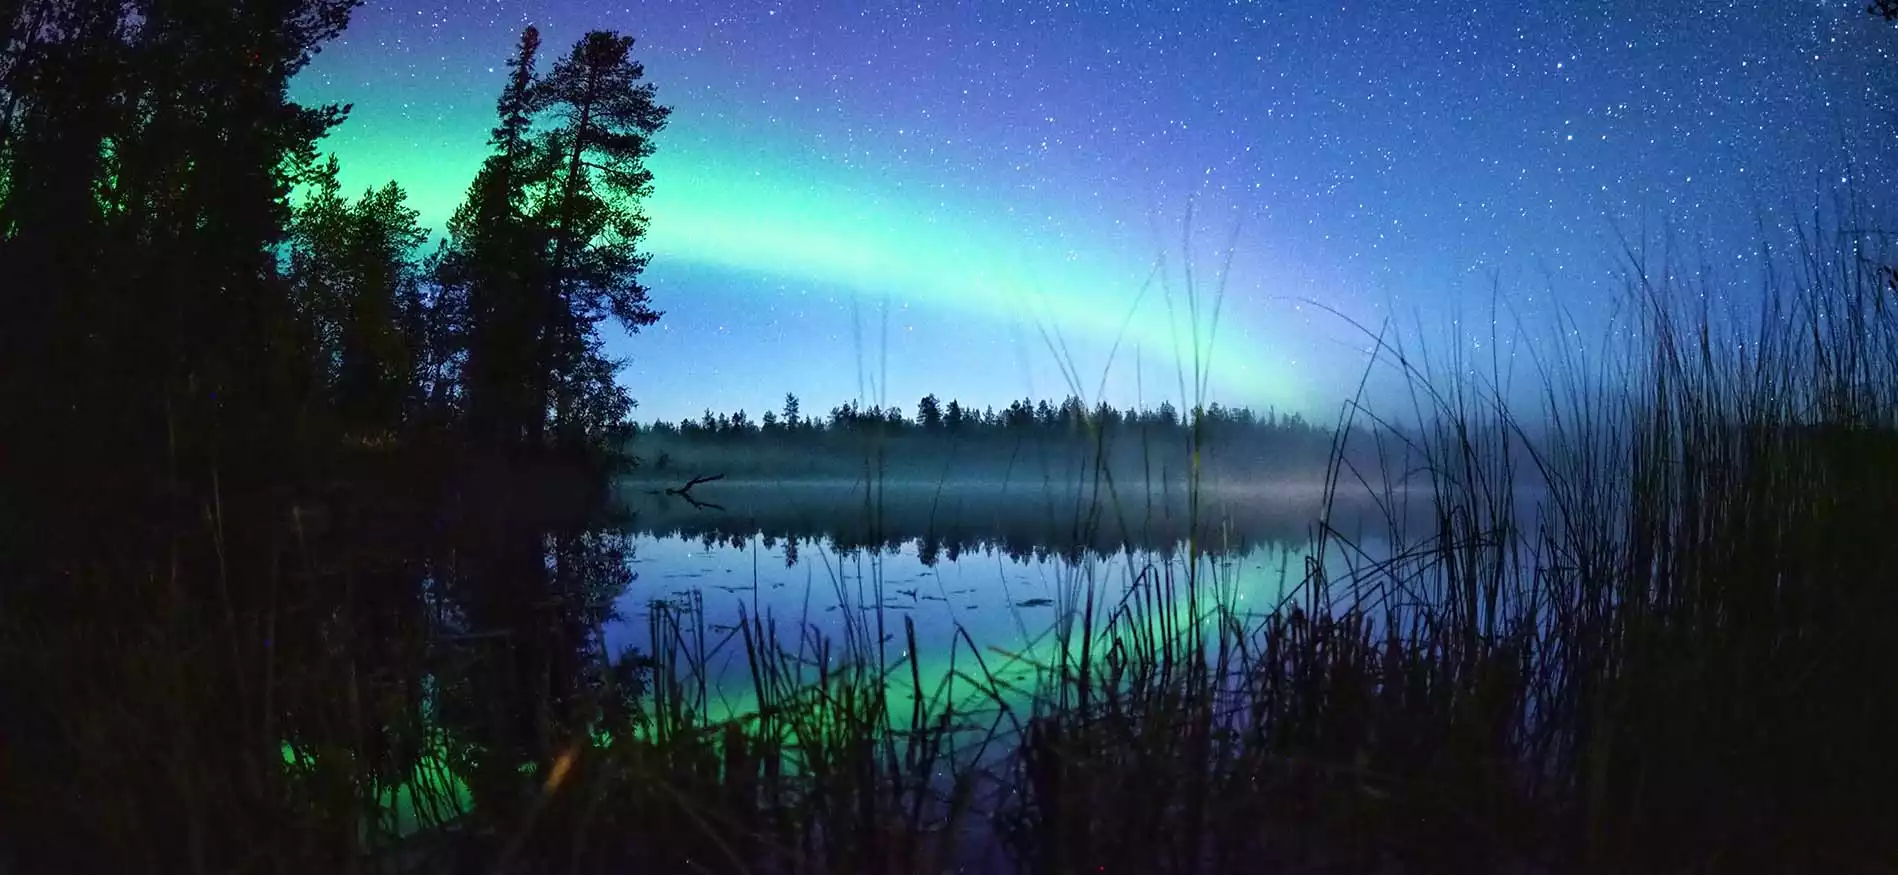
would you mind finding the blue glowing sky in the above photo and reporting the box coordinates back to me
[294,0,1898,424]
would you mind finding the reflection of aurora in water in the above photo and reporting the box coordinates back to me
[609,534,1308,695]
[308,483,1397,846]
[603,524,1386,726]
[590,479,1395,748]
[606,477,1393,711]
[295,533,1361,845]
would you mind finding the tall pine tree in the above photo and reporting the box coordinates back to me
[532,29,668,449]
[435,25,555,451]
[437,25,668,458]
[287,156,433,439]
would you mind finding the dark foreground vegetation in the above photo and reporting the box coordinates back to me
[4,2,1898,875]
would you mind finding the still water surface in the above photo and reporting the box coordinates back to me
[602,480,1395,704]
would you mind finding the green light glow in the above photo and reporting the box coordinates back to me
[312,108,1308,413]
[273,543,1304,842]
[640,139,1308,411]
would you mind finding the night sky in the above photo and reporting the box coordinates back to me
[294,0,1898,425]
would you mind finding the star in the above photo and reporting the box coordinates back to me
[297,0,1898,422]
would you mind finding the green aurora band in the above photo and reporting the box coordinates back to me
[309,105,1310,415]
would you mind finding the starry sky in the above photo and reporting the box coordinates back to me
[293,0,1898,425]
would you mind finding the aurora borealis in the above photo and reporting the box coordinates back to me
[294,0,1898,423]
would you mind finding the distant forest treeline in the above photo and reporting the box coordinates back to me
[626,392,1355,481]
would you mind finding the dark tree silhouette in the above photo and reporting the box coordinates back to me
[0,0,357,558]
[534,29,669,450]
[783,391,802,429]
[435,25,558,452]
[0,2,389,872]
[628,391,1342,485]
[412,30,672,853]
[0,10,662,873]
[287,156,434,438]
[436,26,668,458]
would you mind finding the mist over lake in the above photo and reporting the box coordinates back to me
[605,475,1399,696]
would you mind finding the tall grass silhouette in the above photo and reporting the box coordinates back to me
[6,208,1896,874]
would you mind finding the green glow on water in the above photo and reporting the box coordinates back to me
[276,541,1299,845]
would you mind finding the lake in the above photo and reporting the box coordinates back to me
[603,478,1402,717]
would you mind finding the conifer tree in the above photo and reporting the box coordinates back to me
[289,158,432,437]
[532,29,669,449]
[439,25,667,456]
[783,392,803,430]
[436,25,556,450]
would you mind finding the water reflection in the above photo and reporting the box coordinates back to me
[618,477,1394,561]
[413,466,643,836]
[273,473,1396,852]
[606,480,1393,702]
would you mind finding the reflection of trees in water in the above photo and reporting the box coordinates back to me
[624,483,1396,562]
[302,460,650,865]
[424,463,638,837]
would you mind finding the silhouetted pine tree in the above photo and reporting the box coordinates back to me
[533,28,669,452]
[783,391,803,430]
[434,24,558,453]
[338,179,431,432]
[287,156,433,439]
[917,392,943,429]
[417,31,672,855]
[437,26,667,460]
